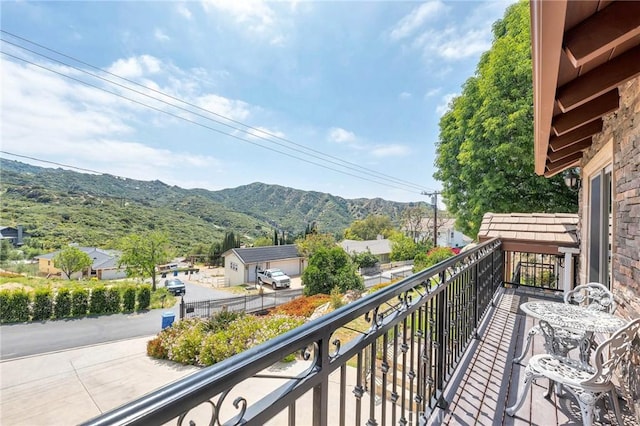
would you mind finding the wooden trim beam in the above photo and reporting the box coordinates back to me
[563,1,640,68]
[547,138,592,163]
[557,45,640,112]
[552,89,619,136]
[545,152,582,177]
[549,120,602,152]
[531,0,567,176]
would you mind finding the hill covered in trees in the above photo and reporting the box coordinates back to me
[1,159,424,254]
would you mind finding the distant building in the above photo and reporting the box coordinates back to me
[0,225,30,247]
[339,237,392,264]
[437,218,473,248]
[222,245,305,286]
[35,247,127,280]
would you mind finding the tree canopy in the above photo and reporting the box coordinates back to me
[302,246,364,296]
[344,215,394,241]
[53,246,93,279]
[295,232,336,258]
[434,0,577,238]
[119,231,170,291]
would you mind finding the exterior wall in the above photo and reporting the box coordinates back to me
[579,77,640,318]
[98,269,127,280]
[38,258,59,275]
[223,252,246,286]
[578,76,640,418]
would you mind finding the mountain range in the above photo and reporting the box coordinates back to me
[0,159,424,253]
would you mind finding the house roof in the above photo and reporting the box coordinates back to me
[225,244,301,265]
[36,247,121,270]
[478,212,579,254]
[339,239,392,256]
[530,0,640,176]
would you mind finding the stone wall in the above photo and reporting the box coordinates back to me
[578,77,640,318]
[580,76,640,420]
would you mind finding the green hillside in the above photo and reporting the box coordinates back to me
[0,159,424,254]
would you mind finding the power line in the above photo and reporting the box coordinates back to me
[2,50,425,194]
[1,30,435,194]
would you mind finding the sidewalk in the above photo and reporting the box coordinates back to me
[0,336,197,425]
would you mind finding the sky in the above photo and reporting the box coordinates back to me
[1,0,516,204]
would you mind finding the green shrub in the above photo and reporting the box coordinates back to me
[122,286,136,311]
[137,285,151,310]
[32,287,53,321]
[150,287,172,309]
[1,289,31,323]
[330,286,344,310]
[105,287,121,313]
[71,288,89,316]
[204,310,242,333]
[413,247,456,273]
[54,288,72,318]
[170,324,204,365]
[90,286,108,314]
[0,290,11,322]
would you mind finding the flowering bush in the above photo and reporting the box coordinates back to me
[273,294,331,318]
[147,312,304,366]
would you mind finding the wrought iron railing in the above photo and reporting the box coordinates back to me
[82,238,503,426]
[504,251,565,291]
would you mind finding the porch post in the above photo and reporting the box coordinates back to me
[558,247,580,298]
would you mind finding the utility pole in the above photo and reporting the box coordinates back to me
[421,191,441,247]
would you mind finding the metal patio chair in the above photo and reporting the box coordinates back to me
[507,318,640,426]
[513,282,616,363]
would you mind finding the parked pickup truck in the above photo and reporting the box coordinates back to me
[257,268,291,289]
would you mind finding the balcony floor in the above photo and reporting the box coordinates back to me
[428,287,637,426]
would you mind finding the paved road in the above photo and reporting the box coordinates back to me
[0,281,235,360]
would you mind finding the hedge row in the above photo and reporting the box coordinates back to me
[0,285,152,323]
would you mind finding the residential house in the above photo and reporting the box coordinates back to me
[35,247,126,280]
[0,225,29,247]
[530,0,640,417]
[436,218,473,248]
[222,244,305,286]
[339,237,392,264]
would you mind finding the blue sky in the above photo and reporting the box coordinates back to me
[1,0,515,203]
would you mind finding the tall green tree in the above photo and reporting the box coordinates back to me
[295,233,336,258]
[119,231,170,291]
[344,215,394,241]
[302,246,364,296]
[53,246,93,279]
[434,0,577,238]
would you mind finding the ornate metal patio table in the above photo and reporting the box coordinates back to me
[519,301,628,365]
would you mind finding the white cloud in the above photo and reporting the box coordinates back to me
[424,88,441,98]
[202,0,276,33]
[415,27,491,60]
[371,144,410,158]
[154,28,170,42]
[196,94,251,121]
[176,3,192,20]
[328,127,357,144]
[245,126,286,140]
[389,1,447,41]
[107,55,162,79]
[436,93,458,116]
[399,92,412,100]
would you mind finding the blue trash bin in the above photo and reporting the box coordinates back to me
[161,312,175,329]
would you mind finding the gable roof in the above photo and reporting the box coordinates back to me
[225,244,301,264]
[478,212,578,254]
[36,247,121,270]
[339,239,392,256]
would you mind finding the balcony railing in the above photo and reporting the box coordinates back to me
[82,238,503,426]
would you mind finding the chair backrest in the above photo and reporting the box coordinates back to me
[581,318,640,388]
[564,282,616,313]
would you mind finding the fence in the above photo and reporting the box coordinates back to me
[503,251,570,291]
[82,238,503,426]
[180,288,304,319]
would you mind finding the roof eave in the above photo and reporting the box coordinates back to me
[531,0,567,176]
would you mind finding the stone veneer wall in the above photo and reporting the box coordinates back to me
[578,76,640,418]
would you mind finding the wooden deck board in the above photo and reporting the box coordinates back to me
[428,287,636,426]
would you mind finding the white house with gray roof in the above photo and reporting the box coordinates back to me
[222,244,305,286]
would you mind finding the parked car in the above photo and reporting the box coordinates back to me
[164,278,186,296]
[257,268,291,289]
